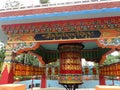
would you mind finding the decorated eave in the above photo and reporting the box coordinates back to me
[2,16,120,41]
[2,16,120,64]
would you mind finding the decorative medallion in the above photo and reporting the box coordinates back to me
[99,38,120,46]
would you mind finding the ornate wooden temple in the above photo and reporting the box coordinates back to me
[0,0,120,89]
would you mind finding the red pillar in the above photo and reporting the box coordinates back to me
[0,65,14,84]
[40,74,46,88]
[99,75,106,85]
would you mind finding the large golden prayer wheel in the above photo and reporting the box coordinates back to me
[58,43,84,84]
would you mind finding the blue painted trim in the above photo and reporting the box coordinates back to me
[0,7,120,21]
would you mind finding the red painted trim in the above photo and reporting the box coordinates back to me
[0,1,120,17]
[0,66,14,84]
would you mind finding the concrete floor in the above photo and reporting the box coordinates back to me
[27,87,95,90]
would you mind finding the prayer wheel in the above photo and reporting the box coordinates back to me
[48,67,52,75]
[116,64,120,76]
[92,67,97,75]
[54,67,59,75]
[85,67,89,75]
[58,43,84,84]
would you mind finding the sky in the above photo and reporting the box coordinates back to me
[0,42,4,48]
[82,59,94,66]
[111,51,119,56]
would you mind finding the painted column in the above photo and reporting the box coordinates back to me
[99,66,106,85]
[99,75,106,85]
[41,66,46,88]
[99,62,106,85]
[58,43,84,84]
[0,44,16,84]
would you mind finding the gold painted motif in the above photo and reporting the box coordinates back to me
[61,65,81,70]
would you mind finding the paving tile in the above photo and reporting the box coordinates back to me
[27,87,95,90]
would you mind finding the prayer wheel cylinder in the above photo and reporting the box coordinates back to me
[92,67,97,75]
[85,67,89,75]
[58,43,84,84]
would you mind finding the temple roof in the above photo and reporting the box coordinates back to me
[0,0,120,17]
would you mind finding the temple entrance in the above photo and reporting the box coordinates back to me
[0,16,120,90]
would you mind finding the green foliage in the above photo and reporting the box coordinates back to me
[16,54,24,64]
[103,54,115,65]
[103,52,120,65]
[14,76,32,80]
[94,63,99,74]
[0,47,5,61]
[39,0,49,4]
[0,47,5,72]
[115,52,120,60]
[16,53,39,66]
[14,76,24,80]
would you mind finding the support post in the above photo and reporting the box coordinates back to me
[41,74,46,88]
[99,55,106,85]
[99,75,106,85]
[0,44,16,84]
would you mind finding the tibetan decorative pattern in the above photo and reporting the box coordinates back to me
[59,74,82,84]
[58,43,84,84]
[12,42,37,53]
[2,16,120,43]
[34,31,101,40]
[2,16,120,35]
[99,38,120,46]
